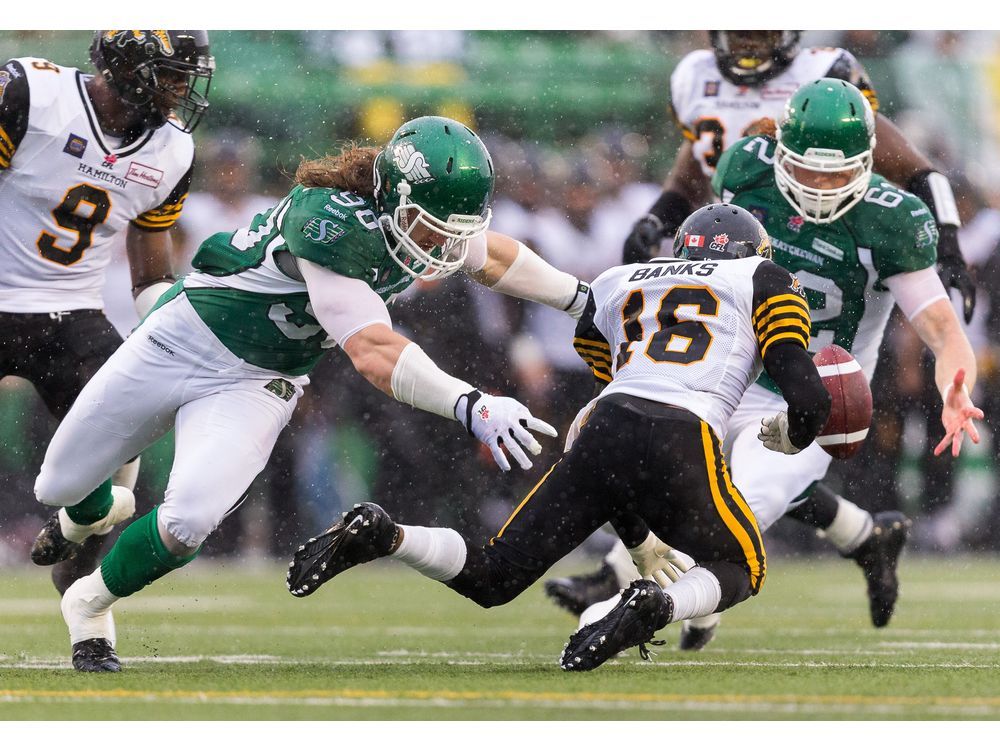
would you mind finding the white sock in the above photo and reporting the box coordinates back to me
[662,567,722,622]
[61,570,120,645]
[819,497,874,554]
[604,538,640,587]
[390,525,467,582]
[58,486,136,543]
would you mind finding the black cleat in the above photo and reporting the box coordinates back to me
[31,511,80,566]
[52,533,114,596]
[847,511,911,628]
[71,638,121,673]
[287,503,397,597]
[560,580,671,671]
[544,562,620,616]
[679,622,717,651]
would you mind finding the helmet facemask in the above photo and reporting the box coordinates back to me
[710,31,800,86]
[774,144,873,224]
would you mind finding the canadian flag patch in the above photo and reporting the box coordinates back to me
[684,234,705,247]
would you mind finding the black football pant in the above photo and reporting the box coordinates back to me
[445,394,767,611]
[0,309,123,419]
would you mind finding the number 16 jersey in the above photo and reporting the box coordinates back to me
[0,57,194,313]
[573,256,812,439]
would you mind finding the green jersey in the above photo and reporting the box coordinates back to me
[712,135,938,391]
[178,185,420,376]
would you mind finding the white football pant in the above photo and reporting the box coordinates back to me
[35,294,305,548]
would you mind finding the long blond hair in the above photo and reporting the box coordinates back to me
[294,144,380,194]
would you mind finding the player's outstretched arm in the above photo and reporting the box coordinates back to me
[468,231,590,319]
[300,259,555,471]
[906,297,984,457]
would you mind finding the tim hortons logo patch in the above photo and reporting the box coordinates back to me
[125,161,163,188]
[392,142,433,183]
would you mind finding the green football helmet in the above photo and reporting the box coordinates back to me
[374,116,495,279]
[774,78,876,224]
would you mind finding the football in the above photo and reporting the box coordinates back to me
[813,344,873,459]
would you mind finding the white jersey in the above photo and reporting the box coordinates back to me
[670,48,877,177]
[574,256,811,438]
[0,57,194,313]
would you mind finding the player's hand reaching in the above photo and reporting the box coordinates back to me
[456,390,557,471]
[758,411,801,455]
[934,369,984,457]
[628,532,693,589]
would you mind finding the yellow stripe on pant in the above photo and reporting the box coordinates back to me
[491,460,561,544]
[700,421,766,592]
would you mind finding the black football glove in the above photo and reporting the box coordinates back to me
[623,214,666,265]
[937,225,976,324]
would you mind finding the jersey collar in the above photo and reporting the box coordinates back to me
[76,71,156,158]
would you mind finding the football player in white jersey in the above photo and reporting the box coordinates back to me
[284,205,832,672]
[0,30,214,594]
[549,32,978,639]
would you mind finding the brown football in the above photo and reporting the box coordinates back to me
[813,344,873,459]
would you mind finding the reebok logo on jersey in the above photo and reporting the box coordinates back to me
[302,218,346,245]
[323,204,350,220]
[126,161,163,188]
[147,335,175,356]
[392,143,433,184]
[63,134,88,159]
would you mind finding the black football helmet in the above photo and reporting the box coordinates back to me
[90,30,214,133]
[673,203,773,261]
[709,31,801,86]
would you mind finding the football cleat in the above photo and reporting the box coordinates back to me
[30,510,80,566]
[560,580,672,671]
[847,510,911,627]
[544,562,620,616]
[71,638,121,673]
[679,616,720,651]
[287,503,397,597]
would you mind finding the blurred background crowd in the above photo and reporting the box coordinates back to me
[1,29,999,564]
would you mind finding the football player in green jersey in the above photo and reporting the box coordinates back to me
[557,79,984,653]
[32,116,592,672]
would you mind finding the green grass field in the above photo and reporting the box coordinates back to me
[1,554,998,720]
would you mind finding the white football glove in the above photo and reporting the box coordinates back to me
[456,390,557,471]
[627,531,693,589]
[758,411,802,455]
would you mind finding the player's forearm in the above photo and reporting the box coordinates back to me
[343,324,472,419]
[872,114,934,186]
[911,299,978,396]
[473,231,589,318]
[763,343,832,449]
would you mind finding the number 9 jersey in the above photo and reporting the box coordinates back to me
[574,255,812,439]
[670,47,878,177]
[0,58,194,313]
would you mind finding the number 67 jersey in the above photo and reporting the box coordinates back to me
[574,255,812,439]
[0,58,194,313]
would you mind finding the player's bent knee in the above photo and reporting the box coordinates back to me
[34,471,86,508]
[157,505,222,552]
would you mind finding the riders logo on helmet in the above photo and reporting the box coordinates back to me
[392,143,433,184]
